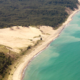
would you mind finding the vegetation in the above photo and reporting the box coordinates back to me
[0,0,79,79]
[0,45,17,80]
[0,0,79,28]
[0,52,12,77]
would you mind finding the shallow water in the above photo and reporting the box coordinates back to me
[23,11,80,80]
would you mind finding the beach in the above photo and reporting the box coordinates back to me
[8,0,80,80]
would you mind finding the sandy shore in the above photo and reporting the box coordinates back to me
[8,1,80,80]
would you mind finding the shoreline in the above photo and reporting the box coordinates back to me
[22,33,57,75]
[21,34,59,80]
[9,1,80,80]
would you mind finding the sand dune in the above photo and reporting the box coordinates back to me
[10,1,80,80]
[0,26,54,53]
[3,0,80,80]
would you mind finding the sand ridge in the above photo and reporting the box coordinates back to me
[7,0,80,80]
[0,26,53,53]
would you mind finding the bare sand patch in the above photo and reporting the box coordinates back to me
[0,26,53,53]
[10,2,80,80]
[2,0,80,80]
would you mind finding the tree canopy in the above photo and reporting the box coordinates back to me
[0,0,78,28]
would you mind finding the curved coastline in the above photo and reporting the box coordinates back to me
[22,35,57,80]
[8,1,80,80]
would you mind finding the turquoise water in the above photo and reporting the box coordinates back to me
[23,12,80,80]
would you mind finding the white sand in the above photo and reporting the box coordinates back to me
[0,26,43,53]
[7,0,80,80]
[0,25,58,53]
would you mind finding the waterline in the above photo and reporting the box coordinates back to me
[23,11,80,80]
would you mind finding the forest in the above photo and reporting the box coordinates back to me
[0,0,79,79]
[0,52,12,77]
[0,0,79,28]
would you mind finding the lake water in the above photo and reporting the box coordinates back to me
[23,11,80,80]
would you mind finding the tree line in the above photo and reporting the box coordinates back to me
[0,0,78,28]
